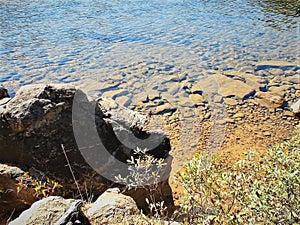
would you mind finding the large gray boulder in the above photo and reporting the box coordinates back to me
[9,196,89,225]
[0,84,173,211]
[86,188,139,224]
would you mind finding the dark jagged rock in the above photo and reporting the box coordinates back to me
[0,84,174,211]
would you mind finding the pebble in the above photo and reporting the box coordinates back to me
[146,90,161,101]
[115,96,131,107]
[283,111,294,117]
[213,95,223,103]
[190,83,203,94]
[204,112,211,119]
[153,103,177,115]
[283,76,300,85]
[102,89,129,100]
[268,68,283,76]
[263,131,271,136]
[255,60,296,70]
[225,118,235,123]
[224,98,239,106]
[268,85,291,96]
[189,94,205,105]
[233,113,245,118]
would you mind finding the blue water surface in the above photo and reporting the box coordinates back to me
[0,0,299,88]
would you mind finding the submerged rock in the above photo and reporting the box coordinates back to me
[255,60,298,71]
[222,70,267,91]
[255,91,284,108]
[216,73,255,100]
[0,84,174,211]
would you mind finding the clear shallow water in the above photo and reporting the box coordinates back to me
[0,0,299,89]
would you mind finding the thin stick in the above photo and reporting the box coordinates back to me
[61,144,83,201]
[6,208,15,225]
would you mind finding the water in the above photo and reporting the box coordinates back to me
[1,0,299,89]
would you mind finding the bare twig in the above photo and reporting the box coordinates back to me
[61,144,83,201]
[6,208,15,225]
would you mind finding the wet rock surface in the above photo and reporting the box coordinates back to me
[0,84,174,214]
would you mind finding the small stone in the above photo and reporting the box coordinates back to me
[115,96,131,107]
[268,85,291,96]
[216,119,227,125]
[153,103,177,115]
[263,131,271,136]
[147,90,161,101]
[233,113,245,118]
[283,111,294,117]
[190,83,203,94]
[225,118,235,123]
[268,68,283,76]
[189,93,205,105]
[223,70,266,91]
[283,75,300,84]
[204,112,211,119]
[102,89,129,100]
[0,87,9,100]
[213,95,223,103]
[224,98,239,106]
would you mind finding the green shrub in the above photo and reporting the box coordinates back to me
[177,130,300,224]
[115,147,169,223]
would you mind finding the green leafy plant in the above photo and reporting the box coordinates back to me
[115,147,169,223]
[176,130,300,224]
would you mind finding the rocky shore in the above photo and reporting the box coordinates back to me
[0,84,174,224]
[0,59,299,224]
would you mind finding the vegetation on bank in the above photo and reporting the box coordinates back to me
[118,125,300,224]
[177,128,300,224]
[11,125,300,224]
